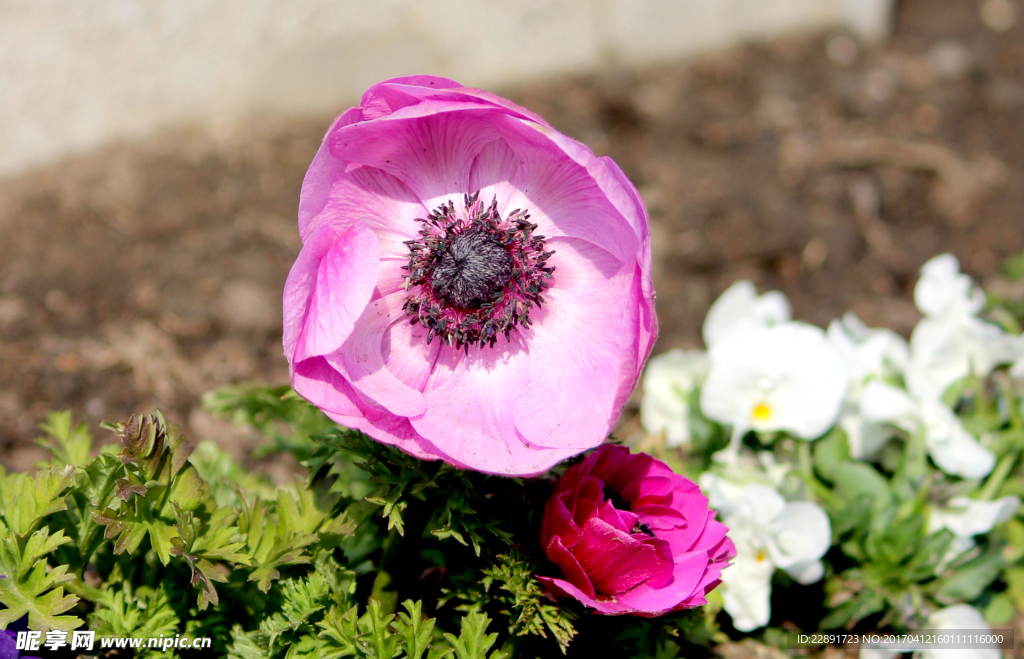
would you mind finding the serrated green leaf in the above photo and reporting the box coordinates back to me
[89,584,179,639]
[317,606,362,658]
[393,600,434,659]
[35,411,93,468]
[228,624,271,659]
[443,612,505,659]
[363,599,398,659]
[94,490,179,564]
[0,527,81,632]
[0,466,76,537]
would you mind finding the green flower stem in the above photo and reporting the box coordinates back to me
[979,449,1020,501]
[998,373,1023,431]
[63,575,103,603]
[799,441,813,480]
[797,441,841,508]
[904,429,929,486]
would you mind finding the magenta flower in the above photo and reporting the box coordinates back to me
[283,76,656,476]
[538,445,734,616]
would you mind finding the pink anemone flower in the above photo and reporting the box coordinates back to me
[283,76,656,476]
[538,445,734,616]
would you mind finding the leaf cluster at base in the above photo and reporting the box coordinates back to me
[0,394,712,658]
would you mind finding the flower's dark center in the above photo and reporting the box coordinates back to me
[603,486,656,537]
[632,522,655,537]
[430,229,515,309]
[402,192,554,351]
[603,486,630,511]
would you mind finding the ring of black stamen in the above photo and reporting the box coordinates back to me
[401,192,554,351]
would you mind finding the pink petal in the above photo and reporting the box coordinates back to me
[538,520,715,615]
[297,111,363,239]
[380,312,442,392]
[677,538,735,608]
[329,292,427,418]
[467,139,522,210]
[358,76,464,120]
[513,243,635,449]
[360,77,552,127]
[328,105,503,207]
[323,409,442,462]
[688,515,731,555]
[599,155,653,271]
[569,476,605,528]
[410,335,584,475]
[290,357,440,461]
[488,114,642,263]
[300,163,425,244]
[573,518,673,595]
[290,356,363,417]
[545,536,596,599]
[541,496,582,548]
[536,576,626,615]
[632,505,688,531]
[283,222,379,363]
[597,499,640,534]
[611,267,658,414]
[611,550,711,615]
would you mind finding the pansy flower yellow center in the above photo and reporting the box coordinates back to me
[751,402,772,421]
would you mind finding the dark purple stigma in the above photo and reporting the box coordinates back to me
[429,229,515,310]
[402,192,555,351]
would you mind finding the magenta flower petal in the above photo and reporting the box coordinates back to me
[291,357,439,460]
[284,77,656,475]
[283,222,380,363]
[538,445,734,616]
[327,292,428,418]
[572,518,673,595]
[545,536,597,599]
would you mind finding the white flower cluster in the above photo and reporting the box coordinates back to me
[640,254,1024,633]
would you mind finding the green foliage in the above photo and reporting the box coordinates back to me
[35,411,94,468]
[0,395,584,657]
[0,526,81,632]
[203,383,333,460]
[89,583,180,639]
[0,464,82,632]
[444,551,576,653]
[4,353,1021,658]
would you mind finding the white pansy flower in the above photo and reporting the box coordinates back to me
[1012,354,1024,380]
[906,314,1023,402]
[640,349,709,446]
[929,495,1020,569]
[699,451,791,514]
[827,312,910,459]
[701,322,848,450]
[827,312,910,388]
[838,413,891,461]
[914,254,985,318]
[713,484,831,632]
[906,254,1024,401]
[703,280,791,347]
[922,605,1000,659]
[860,380,995,479]
[929,496,1020,538]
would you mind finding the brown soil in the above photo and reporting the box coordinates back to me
[1,0,1023,469]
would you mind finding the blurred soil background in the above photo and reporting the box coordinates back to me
[0,0,1023,475]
